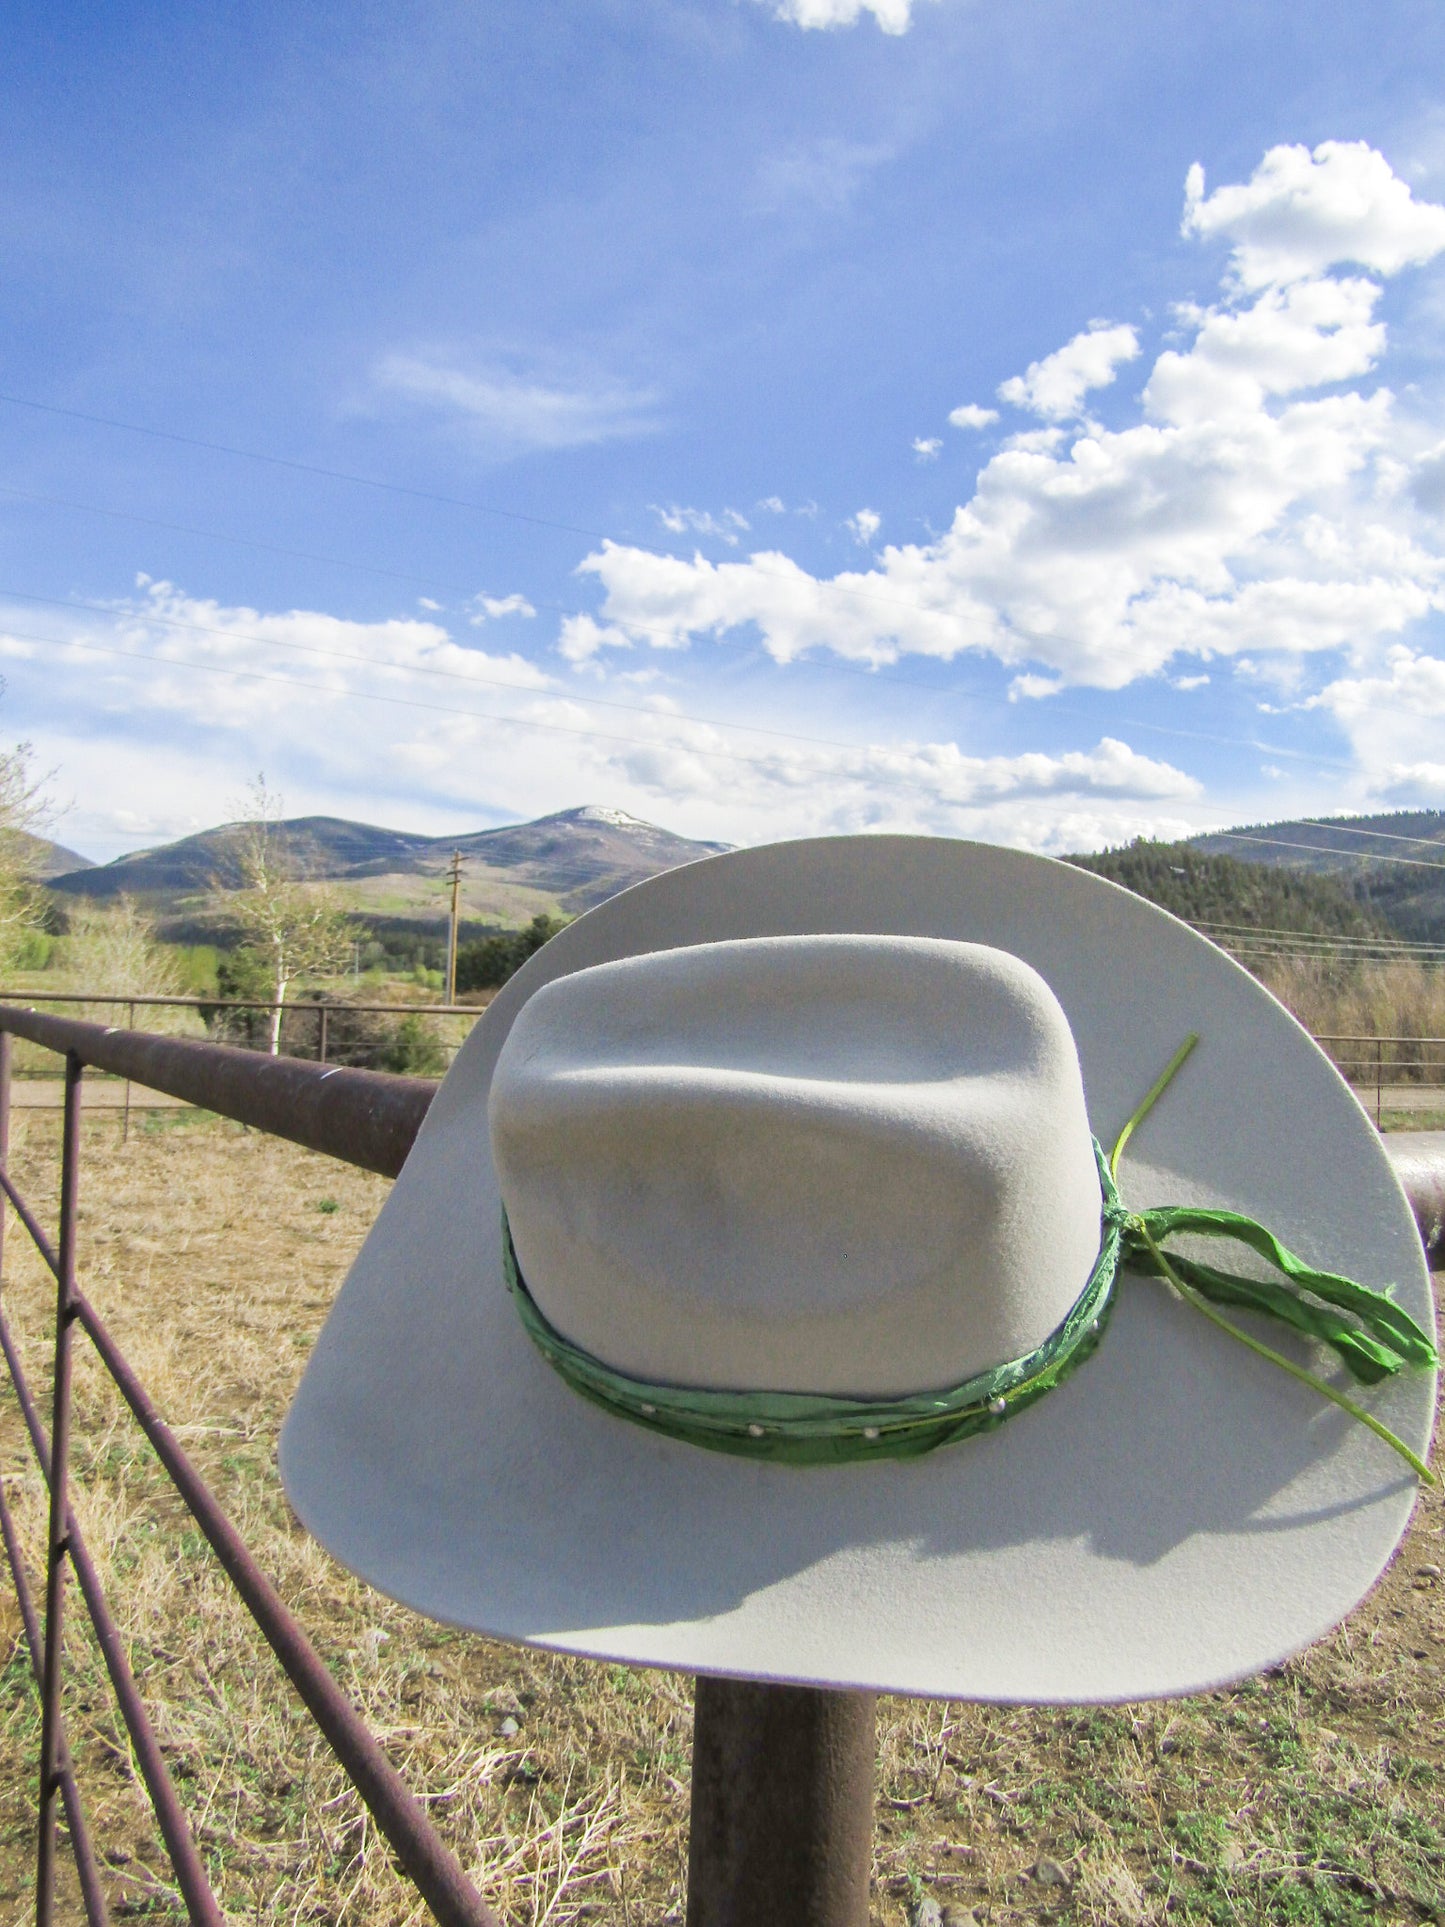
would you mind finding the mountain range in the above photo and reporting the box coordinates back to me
[39,805,731,935]
[30,803,1445,944]
[14,831,94,879]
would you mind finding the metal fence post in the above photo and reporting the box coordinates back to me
[0,1028,10,1280]
[36,1052,83,1924]
[686,1677,876,1927]
[122,1001,134,1144]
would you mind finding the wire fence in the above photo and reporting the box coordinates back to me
[1193,922,1445,963]
[1311,1034,1445,1128]
[0,992,488,1135]
[0,987,485,1054]
[6,989,1445,1129]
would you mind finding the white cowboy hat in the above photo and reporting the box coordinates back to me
[280,836,1437,1703]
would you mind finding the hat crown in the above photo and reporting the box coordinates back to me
[489,934,1103,1398]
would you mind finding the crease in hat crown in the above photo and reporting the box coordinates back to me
[487,932,1104,1400]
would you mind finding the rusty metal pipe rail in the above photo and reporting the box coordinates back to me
[0,1004,434,1177]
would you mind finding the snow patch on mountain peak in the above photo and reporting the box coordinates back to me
[570,805,649,828]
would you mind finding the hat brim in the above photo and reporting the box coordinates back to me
[280,837,1437,1702]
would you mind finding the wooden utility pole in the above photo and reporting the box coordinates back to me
[445,850,463,1004]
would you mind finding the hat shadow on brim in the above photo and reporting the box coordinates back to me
[281,838,1436,1704]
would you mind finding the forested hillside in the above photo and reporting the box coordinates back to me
[1066,841,1392,937]
[1187,811,1445,941]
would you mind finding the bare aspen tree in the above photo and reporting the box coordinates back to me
[217,777,355,1054]
[60,894,186,1025]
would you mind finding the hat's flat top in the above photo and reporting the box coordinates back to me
[280,837,1436,1702]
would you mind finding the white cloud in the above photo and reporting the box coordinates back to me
[1143,275,1384,426]
[998,322,1141,421]
[1381,760,1445,800]
[756,138,894,213]
[569,142,1445,704]
[557,613,640,664]
[948,403,999,431]
[0,579,551,737]
[763,0,920,32]
[644,737,1193,865]
[1004,427,1067,453]
[653,505,751,545]
[0,582,573,856]
[757,496,787,514]
[569,724,1199,851]
[1413,442,1445,516]
[912,436,942,460]
[1310,646,1445,799]
[1184,140,1445,291]
[469,592,537,624]
[373,353,659,453]
[0,581,1201,863]
[1008,673,1062,701]
[847,508,882,545]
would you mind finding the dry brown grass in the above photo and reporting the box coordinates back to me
[0,1105,1442,1925]
[1257,958,1445,1059]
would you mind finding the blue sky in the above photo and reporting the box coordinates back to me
[4,0,1445,861]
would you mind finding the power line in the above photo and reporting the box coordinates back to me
[1210,830,1445,874]
[0,620,981,781]
[0,479,1008,711]
[2,397,1426,787]
[1212,936,1443,959]
[1196,924,1430,948]
[0,480,491,599]
[1193,920,1445,953]
[1194,926,1445,966]
[0,390,1036,629]
[0,509,1359,780]
[1204,930,1417,950]
[0,393,1413,746]
[1296,817,1445,852]
[2,480,967,700]
[0,393,608,545]
[1193,920,1404,940]
[1192,918,1411,940]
